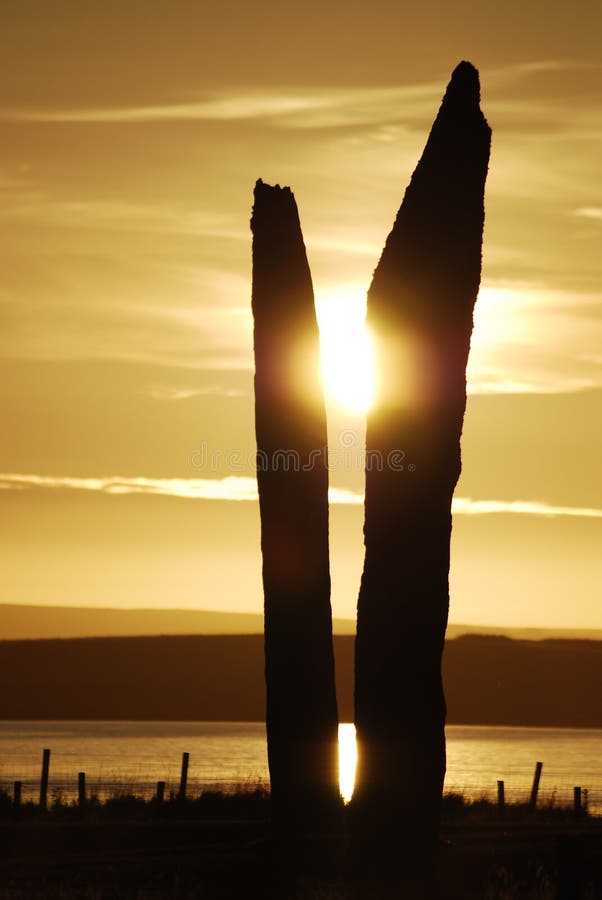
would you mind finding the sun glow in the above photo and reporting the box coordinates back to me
[338,722,358,803]
[316,287,376,414]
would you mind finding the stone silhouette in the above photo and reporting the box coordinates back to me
[353,62,491,843]
[250,179,341,832]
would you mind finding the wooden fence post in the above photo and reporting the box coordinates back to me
[574,786,582,816]
[179,752,189,800]
[156,780,165,803]
[78,772,86,807]
[13,780,22,810]
[529,761,543,810]
[40,748,51,809]
[497,780,505,818]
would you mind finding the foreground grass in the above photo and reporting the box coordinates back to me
[0,788,600,898]
[0,784,594,825]
[0,782,271,823]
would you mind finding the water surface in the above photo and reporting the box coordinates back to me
[0,721,600,812]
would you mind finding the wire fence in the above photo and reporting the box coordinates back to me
[2,753,600,815]
[445,781,597,813]
[1,774,267,804]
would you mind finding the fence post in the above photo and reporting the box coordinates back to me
[573,786,582,816]
[13,780,22,810]
[40,748,51,809]
[78,772,86,807]
[497,780,505,818]
[529,761,543,810]
[179,752,189,800]
[156,780,165,803]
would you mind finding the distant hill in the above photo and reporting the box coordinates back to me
[2,603,601,642]
[0,633,600,727]
[0,603,270,640]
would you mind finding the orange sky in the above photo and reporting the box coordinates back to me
[1,1,601,628]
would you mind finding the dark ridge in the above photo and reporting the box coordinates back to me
[2,604,601,642]
[0,635,600,728]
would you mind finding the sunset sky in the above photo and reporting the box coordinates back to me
[1,1,601,629]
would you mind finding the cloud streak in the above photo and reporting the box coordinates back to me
[5,61,592,131]
[574,207,602,221]
[1,473,601,518]
[1,85,439,128]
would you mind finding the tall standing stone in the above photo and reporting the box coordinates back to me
[251,179,340,832]
[353,62,491,843]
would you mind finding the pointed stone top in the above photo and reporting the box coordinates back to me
[443,60,482,108]
[452,60,479,81]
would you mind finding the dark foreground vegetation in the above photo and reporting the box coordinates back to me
[1,788,601,899]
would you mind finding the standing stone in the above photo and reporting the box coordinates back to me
[251,179,340,832]
[353,62,491,843]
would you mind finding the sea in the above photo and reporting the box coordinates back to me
[1,721,600,813]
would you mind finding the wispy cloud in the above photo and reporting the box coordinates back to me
[0,473,261,501]
[574,207,602,221]
[1,84,439,129]
[0,473,360,506]
[6,96,334,124]
[4,61,595,132]
[0,195,247,242]
[0,473,364,504]
[145,385,245,400]
[451,498,602,519]
[1,473,601,518]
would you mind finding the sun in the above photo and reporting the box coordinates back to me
[316,286,376,414]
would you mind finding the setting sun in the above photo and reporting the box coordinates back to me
[316,287,376,414]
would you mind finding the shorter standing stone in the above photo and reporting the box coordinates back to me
[251,179,341,833]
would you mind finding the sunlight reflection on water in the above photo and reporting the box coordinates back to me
[338,723,357,803]
[1,721,600,812]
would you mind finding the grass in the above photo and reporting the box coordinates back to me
[0,783,593,824]
[0,781,271,823]
[0,787,599,898]
[440,790,594,825]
